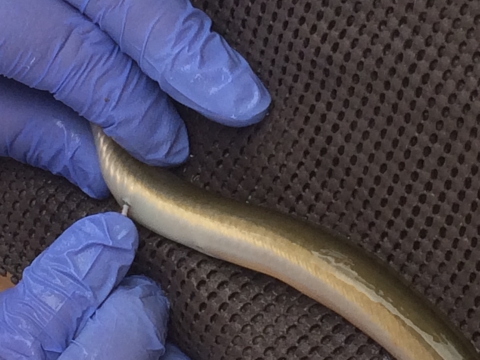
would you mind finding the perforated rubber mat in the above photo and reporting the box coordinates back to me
[2,0,480,359]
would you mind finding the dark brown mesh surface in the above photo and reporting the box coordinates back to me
[2,0,480,359]
[0,160,391,360]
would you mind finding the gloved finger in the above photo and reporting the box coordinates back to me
[0,0,188,167]
[0,76,109,199]
[58,276,177,360]
[0,213,138,359]
[65,0,271,126]
[161,343,192,360]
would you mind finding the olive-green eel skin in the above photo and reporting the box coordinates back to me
[92,125,479,360]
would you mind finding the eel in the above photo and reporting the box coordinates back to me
[92,125,479,360]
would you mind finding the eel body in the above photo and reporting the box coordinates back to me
[92,125,479,360]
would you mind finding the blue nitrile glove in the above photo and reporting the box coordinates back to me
[0,213,191,360]
[0,0,271,199]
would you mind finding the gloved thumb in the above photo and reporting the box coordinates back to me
[0,213,138,359]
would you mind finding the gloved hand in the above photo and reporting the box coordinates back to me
[0,212,190,360]
[0,0,271,199]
